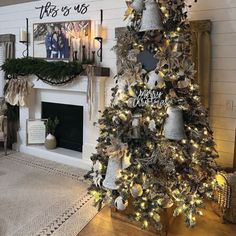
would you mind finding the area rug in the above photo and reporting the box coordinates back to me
[0,152,98,236]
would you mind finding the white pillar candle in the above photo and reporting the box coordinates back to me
[19,28,27,42]
[91,21,96,51]
[76,38,81,54]
[95,22,103,38]
[84,36,89,49]
[72,38,77,51]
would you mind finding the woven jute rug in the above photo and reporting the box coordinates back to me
[0,152,97,236]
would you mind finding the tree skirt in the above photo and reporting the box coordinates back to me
[0,152,97,236]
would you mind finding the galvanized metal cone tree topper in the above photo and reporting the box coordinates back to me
[139,0,164,32]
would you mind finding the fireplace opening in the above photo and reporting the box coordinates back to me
[42,102,83,152]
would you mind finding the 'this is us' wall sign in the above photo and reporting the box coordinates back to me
[36,1,90,19]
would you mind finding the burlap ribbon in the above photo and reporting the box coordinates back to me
[85,65,96,121]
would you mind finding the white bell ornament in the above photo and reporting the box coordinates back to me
[139,0,164,32]
[103,157,122,190]
[163,107,186,141]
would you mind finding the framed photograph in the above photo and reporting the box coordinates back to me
[27,119,47,145]
[33,20,91,60]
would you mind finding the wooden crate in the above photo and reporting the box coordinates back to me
[111,206,170,236]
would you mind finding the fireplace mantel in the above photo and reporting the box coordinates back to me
[17,75,108,170]
[28,75,89,93]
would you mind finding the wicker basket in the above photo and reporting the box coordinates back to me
[215,172,236,223]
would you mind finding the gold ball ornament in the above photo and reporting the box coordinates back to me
[130,184,143,198]
[119,113,127,121]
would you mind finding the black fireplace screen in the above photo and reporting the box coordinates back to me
[42,102,83,152]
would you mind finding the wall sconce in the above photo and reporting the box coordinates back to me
[19,18,29,57]
[94,9,103,62]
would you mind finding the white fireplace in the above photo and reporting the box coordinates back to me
[16,75,107,170]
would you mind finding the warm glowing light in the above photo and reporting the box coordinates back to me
[160,6,166,11]
[143,220,148,228]
[141,202,146,208]
[182,139,187,144]
[90,191,100,202]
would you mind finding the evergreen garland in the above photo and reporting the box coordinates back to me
[1,57,87,86]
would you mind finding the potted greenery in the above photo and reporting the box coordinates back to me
[45,117,59,150]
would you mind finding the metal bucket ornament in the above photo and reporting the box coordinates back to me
[103,157,122,190]
[131,114,142,139]
[139,0,164,32]
[131,0,144,12]
[163,107,186,141]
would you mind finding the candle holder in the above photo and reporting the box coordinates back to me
[94,9,103,62]
[95,36,103,62]
[82,45,87,62]
[92,51,96,64]
[19,18,29,58]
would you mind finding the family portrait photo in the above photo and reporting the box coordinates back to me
[33,20,91,60]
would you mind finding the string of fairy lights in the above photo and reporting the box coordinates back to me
[86,0,218,230]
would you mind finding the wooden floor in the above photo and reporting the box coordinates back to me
[79,205,236,236]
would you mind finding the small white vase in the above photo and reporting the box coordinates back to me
[45,134,57,150]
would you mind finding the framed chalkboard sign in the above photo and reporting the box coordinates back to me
[115,27,158,72]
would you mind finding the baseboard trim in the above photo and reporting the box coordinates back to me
[19,145,92,170]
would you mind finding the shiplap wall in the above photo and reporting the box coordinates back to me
[0,0,235,167]
[0,0,126,100]
[0,43,5,97]
[0,0,39,7]
[189,0,236,167]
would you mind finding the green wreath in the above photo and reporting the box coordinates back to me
[1,58,88,86]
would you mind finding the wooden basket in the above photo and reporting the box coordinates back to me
[215,172,236,223]
[111,201,170,236]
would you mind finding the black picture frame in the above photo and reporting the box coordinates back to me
[33,20,91,61]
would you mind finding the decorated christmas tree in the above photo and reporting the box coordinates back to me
[86,0,218,230]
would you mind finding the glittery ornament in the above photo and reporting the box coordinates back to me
[131,184,143,197]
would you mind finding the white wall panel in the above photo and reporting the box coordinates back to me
[0,0,236,166]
